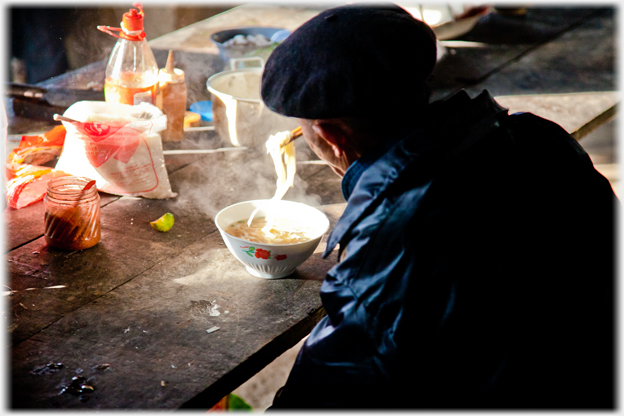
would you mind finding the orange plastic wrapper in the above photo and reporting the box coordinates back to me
[7,125,66,166]
[5,125,70,209]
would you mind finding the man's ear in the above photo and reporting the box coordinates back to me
[312,120,348,158]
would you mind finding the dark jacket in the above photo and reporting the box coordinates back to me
[271,90,616,410]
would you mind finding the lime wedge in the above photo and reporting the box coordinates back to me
[150,212,174,232]
[228,394,252,410]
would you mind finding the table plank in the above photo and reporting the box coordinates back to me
[9,192,345,408]
[10,230,333,409]
[149,4,326,54]
[463,8,614,98]
[494,92,618,140]
[429,7,610,101]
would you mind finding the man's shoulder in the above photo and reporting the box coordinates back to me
[501,110,598,167]
[504,111,568,133]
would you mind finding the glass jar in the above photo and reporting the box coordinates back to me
[44,176,101,250]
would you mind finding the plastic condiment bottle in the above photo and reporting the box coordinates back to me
[98,3,159,106]
[44,176,101,251]
[159,50,187,141]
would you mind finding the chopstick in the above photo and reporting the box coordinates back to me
[53,114,80,123]
[283,126,303,146]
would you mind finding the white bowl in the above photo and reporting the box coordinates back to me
[215,200,330,279]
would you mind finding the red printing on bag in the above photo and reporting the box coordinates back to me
[68,121,144,167]
[83,122,112,140]
[96,136,160,194]
[75,121,128,142]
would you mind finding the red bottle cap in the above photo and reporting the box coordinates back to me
[96,3,146,40]
[122,4,144,32]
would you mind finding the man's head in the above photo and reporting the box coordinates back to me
[261,3,438,175]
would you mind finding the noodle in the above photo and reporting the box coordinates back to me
[247,130,297,226]
[266,130,296,202]
[226,216,314,244]
[235,129,307,244]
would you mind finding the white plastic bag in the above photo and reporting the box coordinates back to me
[55,101,177,199]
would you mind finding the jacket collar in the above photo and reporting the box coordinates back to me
[325,89,508,258]
[341,134,402,200]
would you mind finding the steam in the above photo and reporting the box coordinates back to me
[170,135,322,222]
[63,9,117,73]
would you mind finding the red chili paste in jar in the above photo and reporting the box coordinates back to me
[44,177,101,250]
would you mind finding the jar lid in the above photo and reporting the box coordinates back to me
[158,68,185,83]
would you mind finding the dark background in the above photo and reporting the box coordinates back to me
[9,5,236,84]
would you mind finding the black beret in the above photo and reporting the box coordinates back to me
[261,3,437,119]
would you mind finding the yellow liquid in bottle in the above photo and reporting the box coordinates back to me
[105,73,157,105]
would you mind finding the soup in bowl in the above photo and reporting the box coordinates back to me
[215,200,330,279]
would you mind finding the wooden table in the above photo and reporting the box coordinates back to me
[6,4,616,409]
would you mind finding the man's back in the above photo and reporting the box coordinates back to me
[271,91,616,409]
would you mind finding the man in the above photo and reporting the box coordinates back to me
[260,3,616,409]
